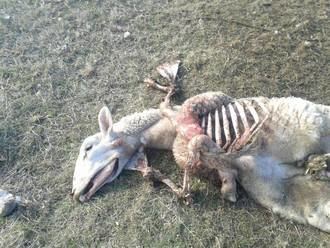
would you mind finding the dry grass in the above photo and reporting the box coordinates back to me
[0,0,329,247]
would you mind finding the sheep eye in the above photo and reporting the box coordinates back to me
[85,145,93,152]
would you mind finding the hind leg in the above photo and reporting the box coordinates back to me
[217,169,237,202]
[304,153,330,180]
[236,155,330,233]
[306,193,330,232]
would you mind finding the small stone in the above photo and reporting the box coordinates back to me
[123,31,131,38]
[15,196,22,204]
[80,62,95,77]
[0,154,6,161]
[0,13,11,21]
[303,41,312,47]
[0,190,17,217]
[61,44,69,52]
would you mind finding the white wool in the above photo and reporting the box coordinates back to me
[113,108,161,136]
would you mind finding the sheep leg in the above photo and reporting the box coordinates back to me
[125,149,184,197]
[187,134,238,202]
[144,76,178,125]
[304,153,330,180]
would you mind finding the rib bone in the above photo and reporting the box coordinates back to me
[249,99,269,139]
[207,112,213,140]
[201,116,206,134]
[235,101,249,130]
[245,100,260,133]
[227,103,240,151]
[222,105,231,150]
[215,109,222,146]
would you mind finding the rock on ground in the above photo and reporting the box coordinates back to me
[0,189,17,217]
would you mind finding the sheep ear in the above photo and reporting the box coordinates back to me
[98,106,113,138]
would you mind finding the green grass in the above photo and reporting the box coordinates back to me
[1,0,329,247]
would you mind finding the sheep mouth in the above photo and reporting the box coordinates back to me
[79,159,119,202]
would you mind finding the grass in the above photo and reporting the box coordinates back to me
[0,0,329,247]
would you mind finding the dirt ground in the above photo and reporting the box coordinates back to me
[1,0,329,247]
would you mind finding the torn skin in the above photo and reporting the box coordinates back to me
[175,114,203,140]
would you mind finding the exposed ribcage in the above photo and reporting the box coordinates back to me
[199,99,269,152]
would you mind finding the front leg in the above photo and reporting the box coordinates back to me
[187,134,238,202]
[125,148,188,199]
